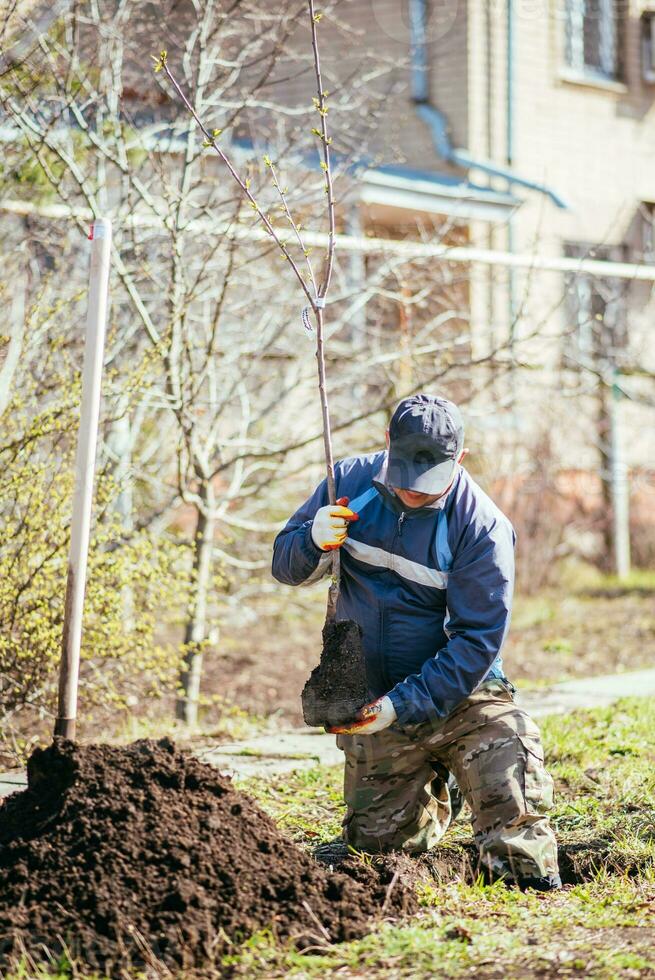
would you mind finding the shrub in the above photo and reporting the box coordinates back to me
[0,404,183,764]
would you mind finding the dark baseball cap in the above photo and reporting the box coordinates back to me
[387,394,464,494]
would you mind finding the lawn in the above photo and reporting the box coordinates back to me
[5,697,655,979]
[231,696,655,979]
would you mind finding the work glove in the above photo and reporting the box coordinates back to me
[310,496,359,551]
[328,695,397,735]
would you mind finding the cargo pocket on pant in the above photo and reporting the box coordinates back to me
[518,734,554,814]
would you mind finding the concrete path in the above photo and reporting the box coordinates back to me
[0,770,27,800]
[198,729,343,778]
[2,667,655,790]
[518,667,655,719]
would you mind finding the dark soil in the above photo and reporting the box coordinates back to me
[318,837,640,892]
[302,620,369,728]
[0,738,415,974]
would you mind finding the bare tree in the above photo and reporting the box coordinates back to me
[0,0,513,728]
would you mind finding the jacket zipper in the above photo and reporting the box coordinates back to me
[380,510,406,692]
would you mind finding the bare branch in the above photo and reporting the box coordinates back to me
[157,55,317,309]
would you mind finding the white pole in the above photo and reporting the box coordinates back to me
[609,372,631,580]
[55,217,112,739]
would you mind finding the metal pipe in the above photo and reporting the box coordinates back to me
[409,0,568,210]
[409,0,430,102]
[486,2,495,352]
[506,0,517,355]
[506,0,514,167]
[3,197,655,279]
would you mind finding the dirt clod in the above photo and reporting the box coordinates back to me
[302,619,369,728]
[0,738,415,972]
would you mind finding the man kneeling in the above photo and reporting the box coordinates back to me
[272,394,560,891]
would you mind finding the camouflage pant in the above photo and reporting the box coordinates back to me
[336,681,559,883]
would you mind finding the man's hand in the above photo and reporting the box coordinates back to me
[328,695,397,735]
[311,496,359,551]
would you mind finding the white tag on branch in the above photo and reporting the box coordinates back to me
[301,306,315,336]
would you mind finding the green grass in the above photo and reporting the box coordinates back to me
[585,568,655,592]
[110,696,269,750]
[245,763,346,843]
[230,697,655,978]
[511,594,558,630]
[557,560,655,594]
[222,873,655,978]
[5,698,655,978]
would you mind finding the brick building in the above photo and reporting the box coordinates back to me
[4,0,654,564]
[319,0,655,569]
[333,1,655,464]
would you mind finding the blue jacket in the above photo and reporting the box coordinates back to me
[272,451,515,727]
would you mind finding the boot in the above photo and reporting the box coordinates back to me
[432,763,464,822]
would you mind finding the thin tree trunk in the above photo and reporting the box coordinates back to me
[315,306,340,622]
[176,482,215,725]
[597,381,613,567]
[107,409,134,629]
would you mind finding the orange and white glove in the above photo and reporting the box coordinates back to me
[310,496,359,552]
[328,695,397,735]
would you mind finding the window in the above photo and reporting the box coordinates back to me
[638,202,655,260]
[564,0,623,81]
[563,243,628,367]
[642,13,655,83]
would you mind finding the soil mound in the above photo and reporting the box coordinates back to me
[302,620,368,728]
[0,739,415,973]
